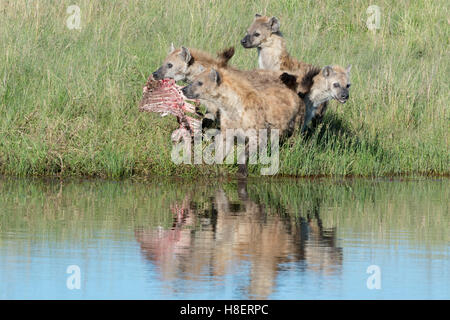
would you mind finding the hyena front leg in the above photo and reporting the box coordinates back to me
[237,142,249,178]
[302,105,316,133]
[219,123,249,177]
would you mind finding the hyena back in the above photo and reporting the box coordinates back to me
[152,45,234,82]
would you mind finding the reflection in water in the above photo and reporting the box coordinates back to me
[135,180,342,298]
[0,177,448,299]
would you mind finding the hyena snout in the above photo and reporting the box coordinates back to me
[240,35,252,48]
[152,67,164,80]
[181,85,198,99]
[337,89,349,103]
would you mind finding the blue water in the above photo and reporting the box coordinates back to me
[0,178,448,299]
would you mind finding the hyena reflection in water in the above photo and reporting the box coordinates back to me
[134,182,342,299]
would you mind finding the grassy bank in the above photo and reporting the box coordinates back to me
[0,0,448,178]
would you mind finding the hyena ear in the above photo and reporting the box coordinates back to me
[279,72,297,91]
[255,13,262,18]
[169,43,175,54]
[346,64,352,74]
[179,46,192,63]
[322,65,334,78]
[269,16,280,33]
[209,69,221,85]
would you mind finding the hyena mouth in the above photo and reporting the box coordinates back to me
[152,71,163,80]
[242,42,258,49]
[185,93,199,99]
[333,94,349,104]
[240,36,257,48]
[181,87,199,100]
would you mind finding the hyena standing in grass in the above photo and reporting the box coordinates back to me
[299,65,352,133]
[241,14,330,130]
[182,67,303,176]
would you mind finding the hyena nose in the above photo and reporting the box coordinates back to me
[181,86,188,95]
[152,71,159,79]
[341,92,349,100]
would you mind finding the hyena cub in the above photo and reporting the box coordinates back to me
[300,65,352,132]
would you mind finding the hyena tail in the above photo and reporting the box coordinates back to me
[217,46,235,67]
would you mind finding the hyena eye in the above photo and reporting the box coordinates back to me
[333,83,340,88]
[254,32,260,37]
[167,63,173,68]
[197,81,203,86]
[346,84,351,88]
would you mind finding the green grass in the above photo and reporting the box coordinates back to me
[0,0,448,178]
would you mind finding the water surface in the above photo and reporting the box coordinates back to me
[0,177,448,299]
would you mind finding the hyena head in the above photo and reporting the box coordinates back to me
[241,14,281,48]
[152,44,193,81]
[320,65,352,103]
[181,68,221,101]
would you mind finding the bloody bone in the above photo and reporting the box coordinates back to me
[139,75,201,142]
